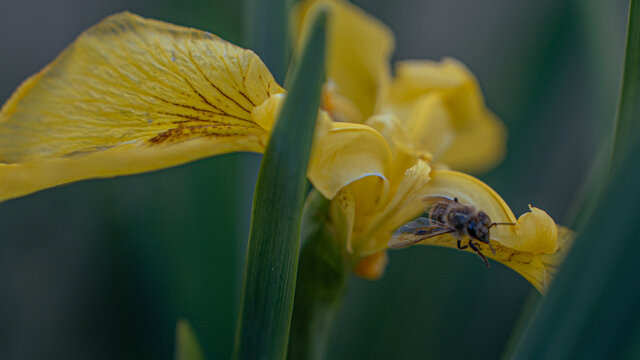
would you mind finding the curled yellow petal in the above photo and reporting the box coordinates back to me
[0,12,283,202]
[294,0,394,120]
[308,122,392,200]
[506,206,559,254]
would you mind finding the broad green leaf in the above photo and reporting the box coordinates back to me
[233,9,327,360]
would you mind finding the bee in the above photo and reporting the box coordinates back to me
[389,196,514,266]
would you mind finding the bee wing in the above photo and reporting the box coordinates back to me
[422,196,457,211]
[389,217,455,249]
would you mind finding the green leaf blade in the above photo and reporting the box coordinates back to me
[233,10,327,360]
[510,1,640,358]
[611,0,640,173]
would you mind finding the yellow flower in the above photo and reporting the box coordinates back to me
[296,0,573,292]
[0,5,573,293]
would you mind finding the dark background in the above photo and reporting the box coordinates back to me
[0,0,629,358]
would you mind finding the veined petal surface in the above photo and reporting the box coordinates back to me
[0,12,283,202]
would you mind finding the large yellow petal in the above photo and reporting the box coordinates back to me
[307,122,392,201]
[294,0,394,120]
[0,12,283,202]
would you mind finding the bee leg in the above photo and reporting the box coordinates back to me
[469,241,490,268]
[456,238,469,250]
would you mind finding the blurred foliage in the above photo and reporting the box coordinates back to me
[0,0,631,359]
[175,319,205,360]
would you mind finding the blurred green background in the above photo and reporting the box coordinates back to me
[0,0,629,359]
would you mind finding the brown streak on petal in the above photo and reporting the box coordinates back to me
[148,124,255,145]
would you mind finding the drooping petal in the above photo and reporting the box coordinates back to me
[294,0,394,120]
[389,169,574,292]
[308,122,392,200]
[386,58,506,172]
[404,225,573,293]
[421,170,562,252]
[0,12,283,202]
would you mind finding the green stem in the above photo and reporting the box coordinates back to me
[288,191,350,360]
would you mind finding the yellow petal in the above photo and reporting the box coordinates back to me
[377,93,456,161]
[328,187,355,253]
[294,0,394,120]
[353,159,432,255]
[354,251,388,280]
[0,12,283,202]
[406,225,573,293]
[420,170,517,225]
[437,111,506,173]
[390,169,574,292]
[365,114,433,192]
[387,58,506,172]
[504,206,559,254]
[308,122,392,200]
[390,58,482,127]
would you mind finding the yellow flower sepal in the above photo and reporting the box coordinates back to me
[0,12,285,202]
[401,170,573,293]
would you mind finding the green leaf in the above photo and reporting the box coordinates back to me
[233,10,328,360]
[509,2,640,358]
[611,0,640,173]
[243,0,291,83]
[175,319,206,360]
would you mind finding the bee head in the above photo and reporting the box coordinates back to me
[471,211,495,254]
[473,211,491,242]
